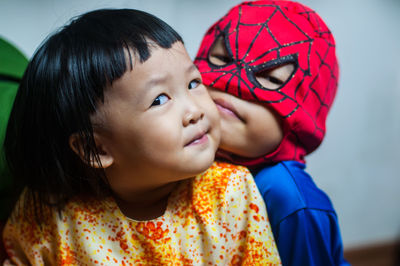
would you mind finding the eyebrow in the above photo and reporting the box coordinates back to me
[186,64,198,74]
[146,75,168,88]
[145,64,198,88]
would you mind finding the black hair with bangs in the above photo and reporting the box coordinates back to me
[3,8,183,221]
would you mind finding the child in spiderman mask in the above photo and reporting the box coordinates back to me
[195,1,349,265]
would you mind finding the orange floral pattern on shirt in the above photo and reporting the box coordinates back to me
[3,162,281,265]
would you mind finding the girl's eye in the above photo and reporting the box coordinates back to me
[151,94,169,107]
[188,79,201,90]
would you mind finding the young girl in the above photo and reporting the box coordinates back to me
[2,8,281,265]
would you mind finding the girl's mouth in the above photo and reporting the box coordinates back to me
[185,129,209,147]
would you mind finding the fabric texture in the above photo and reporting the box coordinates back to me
[253,161,349,266]
[3,162,281,265]
[195,0,338,165]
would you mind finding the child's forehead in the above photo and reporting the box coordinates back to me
[220,3,314,48]
[124,41,188,67]
[205,1,330,81]
[108,42,191,97]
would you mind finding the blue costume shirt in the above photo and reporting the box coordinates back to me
[252,161,349,266]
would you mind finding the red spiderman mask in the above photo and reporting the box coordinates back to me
[195,0,338,166]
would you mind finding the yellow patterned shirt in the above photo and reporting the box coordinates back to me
[3,162,281,265]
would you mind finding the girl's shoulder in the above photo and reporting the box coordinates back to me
[204,161,251,180]
[3,192,115,263]
[194,161,255,197]
[191,161,261,218]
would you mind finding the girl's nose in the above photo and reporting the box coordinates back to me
[183,102,204,127]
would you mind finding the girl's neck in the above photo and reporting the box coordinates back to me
[113,181,180,221]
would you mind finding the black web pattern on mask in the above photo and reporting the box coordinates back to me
[196,2,338,144]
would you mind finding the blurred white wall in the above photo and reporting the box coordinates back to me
[302,0,400,248]
[1,0,399,248]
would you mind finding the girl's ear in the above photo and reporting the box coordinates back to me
[69,132,114,168]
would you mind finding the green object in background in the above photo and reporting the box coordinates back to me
[0,37,28,220]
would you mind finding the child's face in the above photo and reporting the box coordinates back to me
[207,87,282,158]
[204,38,295,159]
[195,1,339,164]
[93,42,220,196]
